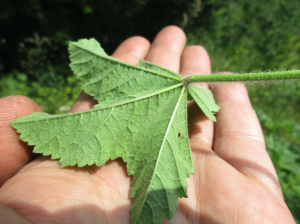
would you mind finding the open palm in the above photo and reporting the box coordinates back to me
[0,26,295,223]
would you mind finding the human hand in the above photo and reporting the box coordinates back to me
[0,26,295,223]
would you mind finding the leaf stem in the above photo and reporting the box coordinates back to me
[185,70,300,85]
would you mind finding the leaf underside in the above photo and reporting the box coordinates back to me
[188,85,220,122]
[10,38,219,224]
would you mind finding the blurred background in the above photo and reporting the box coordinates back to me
[0,0,299,222]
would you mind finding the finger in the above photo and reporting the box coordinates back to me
[0,202,31,224]
[111,36,151,64]
[0,95,42,185]
[180,45,213,148]
[211,80,282,195]
[71,36,151,112]
[144,25,186,72]
[69,91,97,113]
[180,45,211,87]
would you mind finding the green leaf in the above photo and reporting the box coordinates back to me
[188,85,220,122]
[10,38,219,224]
[69,38,183,108]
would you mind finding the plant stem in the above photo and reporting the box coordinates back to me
[185,70,300,84]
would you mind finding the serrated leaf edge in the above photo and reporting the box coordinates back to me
[69,39,184,82]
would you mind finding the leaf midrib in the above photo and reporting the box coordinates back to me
[12,83,184,124]
[132,87,186,220]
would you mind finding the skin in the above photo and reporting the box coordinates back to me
[0,26,296,224]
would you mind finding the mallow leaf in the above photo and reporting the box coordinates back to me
[10,38,219,224]
[188,85,220,122]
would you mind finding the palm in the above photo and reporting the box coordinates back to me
[0,157,132,223]
[0,26,295,224]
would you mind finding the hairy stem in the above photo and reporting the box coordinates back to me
[184,70,300,85]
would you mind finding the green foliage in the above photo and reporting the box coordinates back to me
[250,82,300,123]
[0,73,81,113]
[256,108,300,222]
[186,0,300,72]
[10,39,221,224]
[0,0,199,83]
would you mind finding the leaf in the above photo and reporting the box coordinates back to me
[10,38,219,224]
[68,39,183,108]
[188,85,220,122]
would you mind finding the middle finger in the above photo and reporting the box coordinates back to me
[144,25,186,72]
